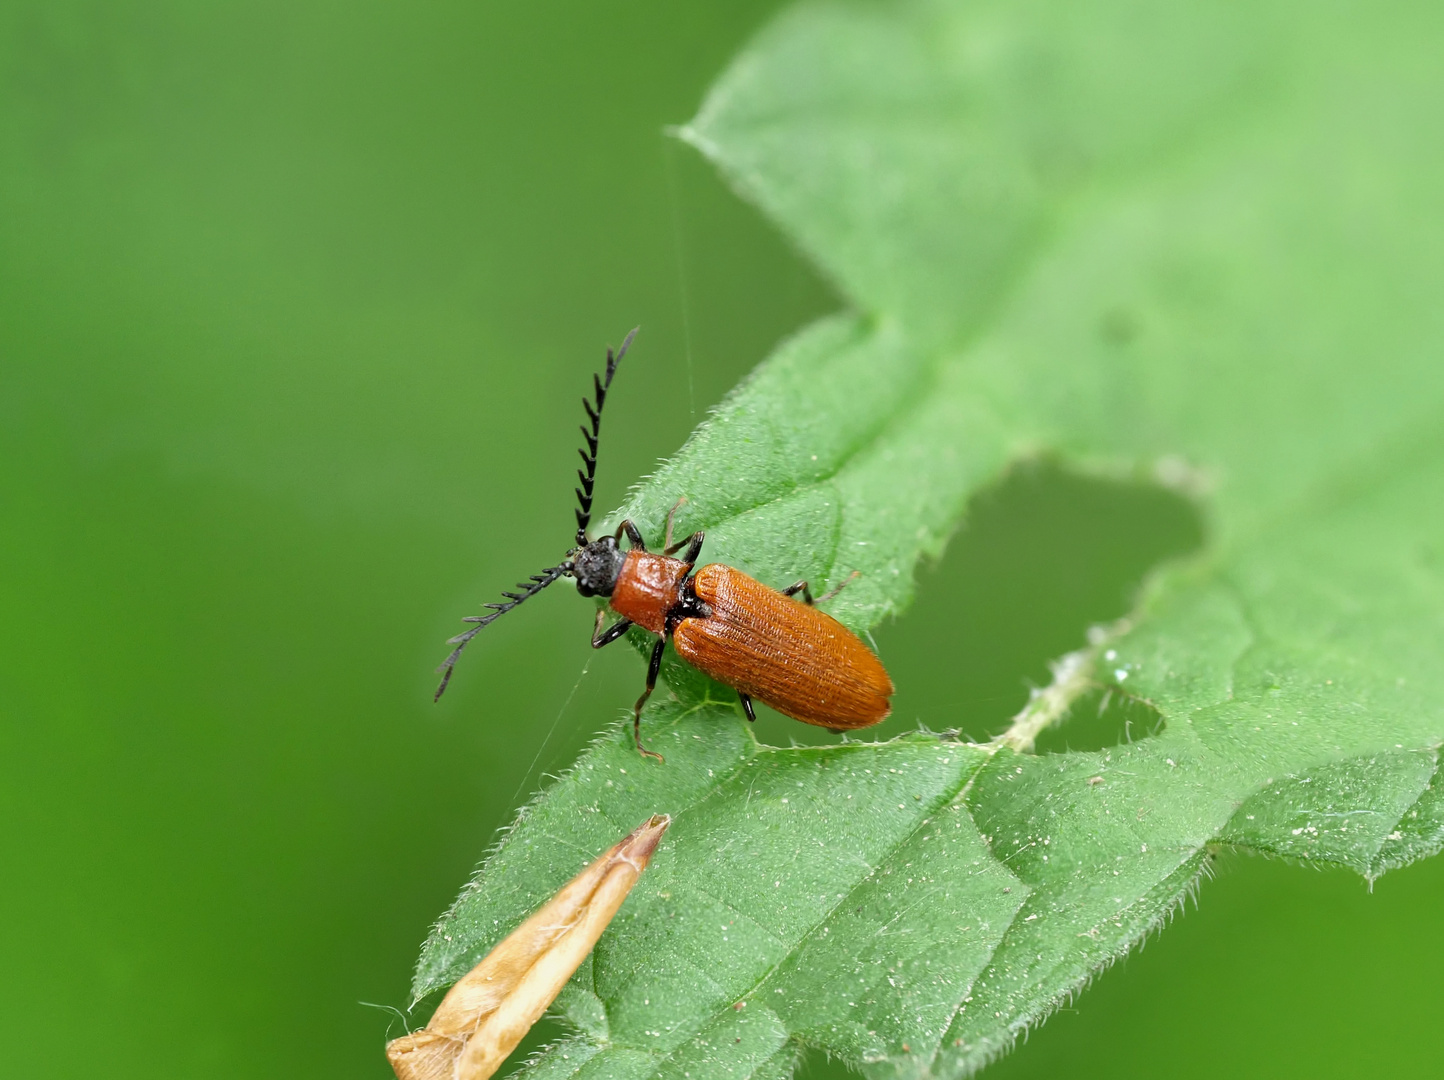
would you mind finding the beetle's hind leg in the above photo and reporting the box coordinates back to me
[784,570,861,606]
[782,580,814,605]
[738,691,756,723]
[632,636,667,762]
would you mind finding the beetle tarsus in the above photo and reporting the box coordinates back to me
[633,707,665,763]
[631,636,668,762]
[816,571,862,604]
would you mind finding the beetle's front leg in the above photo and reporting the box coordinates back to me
[666,531,705,565]
[614,519,647,551]
[592,609,633,648]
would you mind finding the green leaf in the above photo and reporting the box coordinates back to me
[410,0,1444,1076]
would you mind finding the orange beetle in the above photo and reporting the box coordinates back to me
[435,329,893,760]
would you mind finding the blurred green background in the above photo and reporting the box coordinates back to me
[2,3,1440,1078]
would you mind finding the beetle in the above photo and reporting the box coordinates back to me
[435,328,893,760]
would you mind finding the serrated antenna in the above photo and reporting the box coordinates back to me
[574,327,639,545]
[433,561,573,702]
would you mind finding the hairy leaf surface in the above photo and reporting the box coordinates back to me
[412,1,1444,1076]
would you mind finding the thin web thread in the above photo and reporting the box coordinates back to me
[662,135,696,421]
[507,656,592,811]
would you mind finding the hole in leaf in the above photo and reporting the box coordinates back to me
[867,459,1204,744]
[1032,686,1167,754]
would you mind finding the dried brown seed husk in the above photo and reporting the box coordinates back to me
[387,813,670,1080]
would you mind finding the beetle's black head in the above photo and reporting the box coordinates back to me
[571,535,624,597]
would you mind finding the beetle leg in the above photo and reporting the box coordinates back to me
[592,609,633,648]
[667,530,705,565]
[662,496,687,550]
[815,571,862,604]
[782,580,814,605]
[632,637,667,762]
[786,571,861,606]
[615,519,647,551]
[738,691,756,723]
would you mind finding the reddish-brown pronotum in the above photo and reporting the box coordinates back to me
[387,814,670,1080]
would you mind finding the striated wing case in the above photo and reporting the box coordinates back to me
[673,563,892,729]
